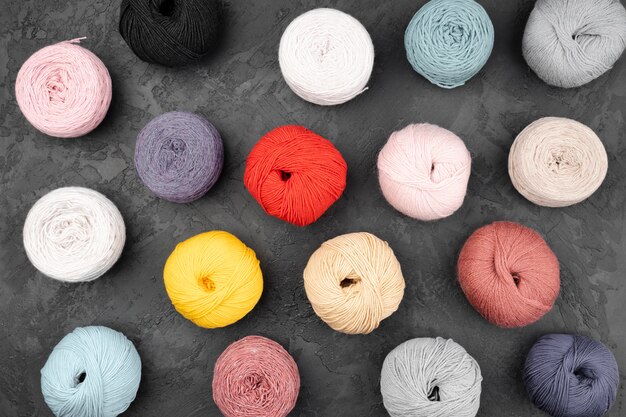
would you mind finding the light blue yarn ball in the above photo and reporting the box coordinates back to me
[41,326,142,417]
[404,0,494,88]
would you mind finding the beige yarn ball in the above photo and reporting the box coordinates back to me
[508,117,608,207]
[303,232,405,334]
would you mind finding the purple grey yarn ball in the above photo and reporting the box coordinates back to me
[134,112,224,203]
[523,334,619,417]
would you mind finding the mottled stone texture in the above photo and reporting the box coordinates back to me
[0,1,624,416]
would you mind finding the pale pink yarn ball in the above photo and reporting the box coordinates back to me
[15,39,112,138]
[377,123,472,221]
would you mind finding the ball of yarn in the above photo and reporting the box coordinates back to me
[244,125,347,226]
[163,231,263,328]
[15,39,112,138]
[134,112,224,203]
[279,8,374,105]
[404,0,494,88]
[457,221,560,328]
[119,0,221,67]
[212,335,300,417]
[23,187,126,283]
[303,232,405,334]
[524,334,619,417]
[378,123,472,221]
[509,117,608,208]
[523,0,626,88]
[381,337,482,417]
[41,326,141,417]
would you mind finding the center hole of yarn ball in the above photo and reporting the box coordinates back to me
[573,367,595,381]
[75,372,86,385]
[156,0,176,16]
[46,73,67,103]
[428,385,441,402]
[240,372,271,400]
[280,170,292,181]
[548,148,579,173]
[159,138,187,171]
[511,272,521,287]
[200,276,216,292]
[340,277,359,288]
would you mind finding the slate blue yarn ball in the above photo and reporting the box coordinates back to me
[523,334,619,417]
[41,326,142,417]
[404,0,494,88]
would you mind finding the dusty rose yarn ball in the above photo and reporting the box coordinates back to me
[212,336,300,417]
[378,123,471,221]
[457,221,560,328]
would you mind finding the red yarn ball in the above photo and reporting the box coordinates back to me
[457,221,560,328]
[212,335,300,417]
[244,125,347,226]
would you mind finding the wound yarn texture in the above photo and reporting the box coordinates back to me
[457,221,560,328]
[23,187,126,283]
[523,0,626,88]
[119,0,221,67]
[404,0,494,88]
[41,326,141,417]
[381,337,482,417]
[134,112,224,203]
[509,117,608,208]
[163,231,263,329]
[15,39,112,138]
[279,8,375,105]
[212,336,300,417]
[524,334,619,417]
[378,123,472,221]
[244,125,347,226]
[303,232,405,334]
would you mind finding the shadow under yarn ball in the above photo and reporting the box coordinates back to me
[41,326,142,417]
[381,337,483,417]
[404,0,494,89]
[134,112,224,203]
[457,221,560,328]
[523,0,626,88]
[524,334,619,417]
[377,123,472,221]
[303,232,405,334]
[119,0,221,67]
[212,336,300,417]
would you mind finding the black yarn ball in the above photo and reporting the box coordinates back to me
[119,0,221,67]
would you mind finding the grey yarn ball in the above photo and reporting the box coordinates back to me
[523,0,626,88]
[380,337,482,417]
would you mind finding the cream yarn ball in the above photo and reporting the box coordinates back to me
[23,187,126,282]
[378,123,472,221]
[508,117,608,207]
[279,8,375,106]
[303,232,405,334]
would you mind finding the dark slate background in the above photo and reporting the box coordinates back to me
[1,0,625,416]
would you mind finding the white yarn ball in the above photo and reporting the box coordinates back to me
[23,187,126,283]
[279,8,375,106]
[508,117,608,207]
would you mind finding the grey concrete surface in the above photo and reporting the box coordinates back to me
[1,1,625,416]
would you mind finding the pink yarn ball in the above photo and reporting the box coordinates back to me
[212,336,300,417]
[15,39,112,138]
[377,123,472,221]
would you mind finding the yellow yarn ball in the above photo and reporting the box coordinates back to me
[163,231,263,329]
